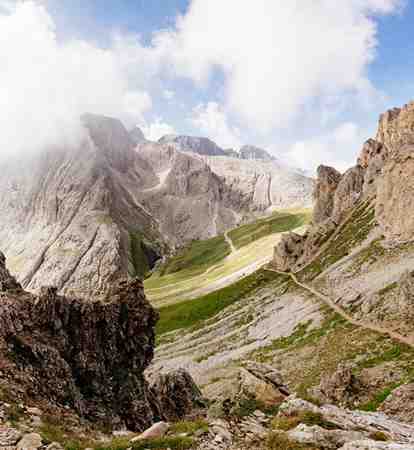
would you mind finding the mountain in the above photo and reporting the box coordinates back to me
[201,155,313,210]
[239,144,275,161]
[151,101,414,449]
[158,134,227,156]
[129,125,146,144]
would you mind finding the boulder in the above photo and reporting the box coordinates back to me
[131,421,170,441]
[376,145,414,241]
[16,433,42,449]
[149,369,204,422]
[0,426,22,447]
[272,232,306,271]
[313,165,342,224]
[339,441,414,449]
[311,363,362,407]
[288,424,366,449]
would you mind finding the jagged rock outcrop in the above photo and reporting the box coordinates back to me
[0,251,202,431]
[332,165,365,223]
[311,364,362,407]
[376,145,414,242]
[239,145,275,161]
[313,165,342,225]
[358,139,388,198]
[376,101,414,154]
[273,232,307,271]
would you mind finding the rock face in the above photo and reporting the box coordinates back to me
[376,145,414,242]
[0,251,202,431]
[136,142,247,247]
[158,135,227,156]
[201,155,313,211]
[313,165,342,224]
[272,101,414,273]
[273,232,307,271]
[239,145,275,161]
[376,101,414,154]
[0,251,157,431]
[0,114,165,296]
[332,165,365,223]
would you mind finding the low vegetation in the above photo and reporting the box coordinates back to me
[228,210,310,250]
[267,432,320,450]
[159,235,230,278]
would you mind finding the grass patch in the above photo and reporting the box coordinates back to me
[94,436,194,450]
[267,432,321,450]
[358,384,400,412]
[158,235,230,278]
[299,200,376,281]
[170,419,208,436]
[272,411,337,432]
[156,269,282,336]
[228,210,310,250]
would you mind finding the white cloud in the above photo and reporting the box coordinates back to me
[163,89,175,100]
[190,102,242,149]
[140,118,176,141]
[284,122,370,175]
[155,0,402,132]
[0,1,153,159]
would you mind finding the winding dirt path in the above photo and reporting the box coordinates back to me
[224,229,236,254]
[265,268,414,349]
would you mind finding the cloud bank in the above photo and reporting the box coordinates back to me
[0,0,403,170]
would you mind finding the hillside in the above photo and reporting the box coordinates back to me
[149,102,414,449]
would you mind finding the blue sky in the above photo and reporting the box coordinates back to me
[1,0,413,172]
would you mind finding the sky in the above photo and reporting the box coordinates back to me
[0,0,413,173]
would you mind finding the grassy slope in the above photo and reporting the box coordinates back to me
[156,269,281,336]
[228,209,311,250]
[159,235,230,278]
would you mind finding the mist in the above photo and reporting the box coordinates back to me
[0,1,152,161]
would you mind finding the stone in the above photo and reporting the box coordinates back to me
[376,145,414,241]
[313,165,342,224]
[311,363,362,407]
[131,421,170,441]
[357,139,388,198]
[288,424,366,449]
[149,369,204,422]
[16,432,42,449]
[272,232,306,272]
[339,441,414,449]
[0,426,22,446]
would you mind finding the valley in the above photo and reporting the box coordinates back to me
[145,209,310,306]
